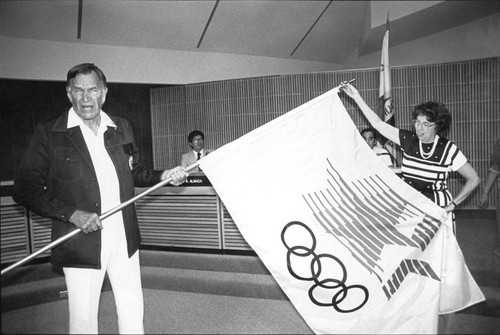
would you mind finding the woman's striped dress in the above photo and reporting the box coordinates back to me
[398,129,467,207]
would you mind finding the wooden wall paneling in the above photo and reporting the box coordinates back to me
[221,202,251,251]
[29,212,53,259]
[136,194,221,249]
[0,201,30,264]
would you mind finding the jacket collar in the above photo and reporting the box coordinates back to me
[51,111,71,132]
[51,109,117,133]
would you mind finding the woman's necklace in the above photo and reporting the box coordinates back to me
[419,135,439,159]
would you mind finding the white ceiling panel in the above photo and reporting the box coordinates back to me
[1,0,498,64]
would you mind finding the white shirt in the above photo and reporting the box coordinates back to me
[67,108,121,213]
[193,149,207,159]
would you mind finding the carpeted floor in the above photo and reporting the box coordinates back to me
[1,289,312,334]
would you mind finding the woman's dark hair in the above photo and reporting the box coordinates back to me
[66,63,107,88]
[412,101,451,134]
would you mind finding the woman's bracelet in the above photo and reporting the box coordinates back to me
[451,201,458,207]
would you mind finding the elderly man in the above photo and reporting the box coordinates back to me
[12,63,188,334]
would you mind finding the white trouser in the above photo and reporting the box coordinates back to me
[63,212,144,334]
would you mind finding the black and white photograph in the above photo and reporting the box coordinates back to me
[1,1,499,334]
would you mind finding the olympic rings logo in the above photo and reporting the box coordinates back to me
[281,221,369,313]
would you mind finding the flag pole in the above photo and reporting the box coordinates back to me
[1,162,200,277]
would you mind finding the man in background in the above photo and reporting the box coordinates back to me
[361,127,396,168]
[181,130,213,173]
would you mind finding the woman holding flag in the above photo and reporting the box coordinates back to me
[340,83,481,334]
[340,82,480,223]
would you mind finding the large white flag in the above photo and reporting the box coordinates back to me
[199,88,484,334]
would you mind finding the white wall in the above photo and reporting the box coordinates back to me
[0,36,342,85]
[1,12,499,84]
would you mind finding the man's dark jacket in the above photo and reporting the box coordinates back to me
[12,111,163,269]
